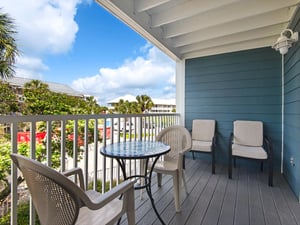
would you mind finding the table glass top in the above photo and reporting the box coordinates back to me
[100,141,170,159]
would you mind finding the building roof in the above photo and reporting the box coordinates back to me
[4,77,83,97]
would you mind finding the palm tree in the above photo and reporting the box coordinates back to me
[136,95,154,113]
[0,10,19,78]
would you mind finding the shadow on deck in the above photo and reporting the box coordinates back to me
[121,157,300,225]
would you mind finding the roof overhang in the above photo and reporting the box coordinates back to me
[96,0,299,61]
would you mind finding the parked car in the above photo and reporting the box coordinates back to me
[114,122,134,132]
[143,122,155,129]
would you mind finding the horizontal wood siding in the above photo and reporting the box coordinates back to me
[284,7,300,199]
[185,47,282,171]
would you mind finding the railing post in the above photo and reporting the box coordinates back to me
[84,119,89,190]
[60,120,66,172]
[46,120,52,166]
[93,119,98,191]
[29,122,36,225]
[10,122,18,225]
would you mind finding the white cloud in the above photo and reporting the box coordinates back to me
[2,0,85,80]
[2,0,81,55]
[14,56,49,80]
[72,45,176,105]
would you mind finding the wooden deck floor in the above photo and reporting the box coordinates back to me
[121,157,300,225]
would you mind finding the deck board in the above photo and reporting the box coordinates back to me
[121,158,300,225]
[248,171,265,225]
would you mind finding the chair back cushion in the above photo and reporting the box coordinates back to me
[192,119,215,141]
[233,120,263,147]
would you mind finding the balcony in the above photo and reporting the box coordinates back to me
[0,113,180,224]
[2,112,300,224]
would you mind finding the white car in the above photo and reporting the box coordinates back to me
[114,122,134,132]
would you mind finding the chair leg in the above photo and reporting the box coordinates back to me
[182,170,188,195]
[212,150,215,174]
[233,157,236,168]
[140,159,146,200]
[126,187,136,225]
[228,153,232,179]
[192,151,195,160]
[260,161,264,172]
[173,173,181,212]
[157,173,162,187]
[268,158,273,186]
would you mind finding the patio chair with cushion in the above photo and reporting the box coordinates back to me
[190,119,216,174]
[10,153,136,225]
[228,120,273,186]
[151,125,192,212]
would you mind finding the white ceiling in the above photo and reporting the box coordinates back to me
[96,0,299,61]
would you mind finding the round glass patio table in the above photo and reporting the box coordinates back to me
[100,140,170,225]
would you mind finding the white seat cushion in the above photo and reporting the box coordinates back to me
[232,144,268,159]
[192,140,212,152]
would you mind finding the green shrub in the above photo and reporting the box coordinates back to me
[88,179,120,192]
[0,202,40,225]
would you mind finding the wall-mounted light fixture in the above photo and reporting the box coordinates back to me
[272,28,298,174]
[272,29,298,55]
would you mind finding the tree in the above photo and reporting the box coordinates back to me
[0,80,18,114]
[113,95,154,114]
[0,10,19,78]
[136,95,154,113]
[22,80,53,115]
[82,96,107,114]
[114,99,139,114]
[0,80,108,209]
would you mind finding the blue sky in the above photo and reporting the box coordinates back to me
[2,0,175,105]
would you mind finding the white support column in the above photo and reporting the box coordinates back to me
[176,59,185,126]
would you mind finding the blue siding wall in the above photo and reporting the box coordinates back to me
[284,8,300,199]
[185,48,282,171]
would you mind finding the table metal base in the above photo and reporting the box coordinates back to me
[116,155,166,225]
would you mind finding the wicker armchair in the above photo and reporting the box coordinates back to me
[10,153,136,225]
[151,125,192,212]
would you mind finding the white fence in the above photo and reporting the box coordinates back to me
[0,113,180,225]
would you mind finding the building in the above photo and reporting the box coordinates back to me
[3,77,83,103]
[107,94,175,113]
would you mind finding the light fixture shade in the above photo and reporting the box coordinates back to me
[272,29,298,55]
[279,46,289,55]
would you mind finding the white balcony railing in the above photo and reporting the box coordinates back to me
[0,113,180,225]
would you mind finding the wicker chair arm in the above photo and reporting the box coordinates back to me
[62,167,85,190]
[179,144,192,155]
[83,179,135,210]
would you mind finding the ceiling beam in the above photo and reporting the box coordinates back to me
[183,36,278,59]
[151,0,240,27]
[179,24,286,54]
[135,0,170,13]
[172,9,291,47]
[163,0,299,38]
